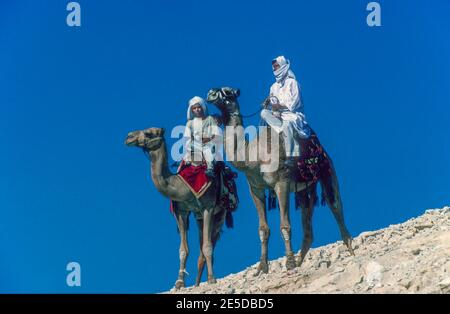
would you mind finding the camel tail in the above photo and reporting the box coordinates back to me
[175,213,190,233]
[209,210,228,247]
[319,157,339,207]
[320,175,335,207]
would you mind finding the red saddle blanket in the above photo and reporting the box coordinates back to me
[176,160,212,198]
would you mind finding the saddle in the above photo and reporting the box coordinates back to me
[215,162,239,213]
[267,129,334,211]
[177,160,212,198]
[294,129,332,183]
[171,161,239,215]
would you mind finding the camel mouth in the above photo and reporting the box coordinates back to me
[125,137,137,146]
[125,131,141,146]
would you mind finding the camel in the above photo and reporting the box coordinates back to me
[206,87,354,275]
[125,127,233,288]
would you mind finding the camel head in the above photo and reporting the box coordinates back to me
[125,127,165,151]
[207,87,241,115]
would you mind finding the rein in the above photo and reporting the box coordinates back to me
[240,107,263,119]
[223,99,263,119]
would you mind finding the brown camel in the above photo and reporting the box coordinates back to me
[206,87,354,275]
[125,127,232,288]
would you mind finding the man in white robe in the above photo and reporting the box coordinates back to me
[260,56,311,168]
[183,96,221,177]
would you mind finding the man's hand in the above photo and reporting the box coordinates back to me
[262,97,271,109]
[202,135,215,144]
[272,103,287,111]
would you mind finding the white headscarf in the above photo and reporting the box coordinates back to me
[273,55,296,84]
[186,96,208,120]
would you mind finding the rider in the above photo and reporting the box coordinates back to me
[183,96,221,178]
[260,56,311,168]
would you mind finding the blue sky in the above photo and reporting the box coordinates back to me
[0,0,449,293]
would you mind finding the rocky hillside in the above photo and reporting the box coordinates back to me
[168,206,450,294]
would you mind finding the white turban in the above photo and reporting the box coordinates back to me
[186,96,208,120]
[273,55,296,84]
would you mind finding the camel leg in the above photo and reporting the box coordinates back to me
[174,211,189,289]
[249,185,270,276]
[322,169,354,255]
[196,210,224,285]
[297,184,317,267]
[195,219,206,286]
[202,208,217,284]
[275,181,296,270]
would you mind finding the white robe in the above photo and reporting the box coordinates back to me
[183,116,221,165]
[269,77,309,137]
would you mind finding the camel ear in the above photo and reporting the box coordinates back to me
[234,88,240,97]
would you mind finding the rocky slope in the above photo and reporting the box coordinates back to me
[168,206,450,294]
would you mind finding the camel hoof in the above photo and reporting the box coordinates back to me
[175,279,185,290]
[208,277,217,284]
[286,254,296,271]
[344,238,355,256]
[254,261,269,276]
[348,247,355,256]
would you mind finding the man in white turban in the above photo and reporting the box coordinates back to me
[260,56,311,168]
[183,96,221,177]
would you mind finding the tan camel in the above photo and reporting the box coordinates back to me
[206,87,354,275]
[125,127,232,288]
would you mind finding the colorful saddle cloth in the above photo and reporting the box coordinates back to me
[170,162,239,222]
[177,160,212,198]
[295,130,332,183]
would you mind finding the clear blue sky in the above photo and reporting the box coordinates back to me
[0,0,449,293]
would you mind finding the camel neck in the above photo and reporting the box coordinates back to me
[221,104,250,171]
[229,111,243,128]
[149,140,173,197]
